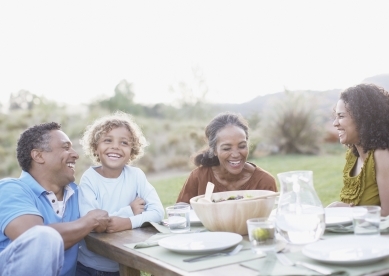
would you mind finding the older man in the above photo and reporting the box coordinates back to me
[0,122,110,276]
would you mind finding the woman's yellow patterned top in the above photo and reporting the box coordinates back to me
[340,149,380,205]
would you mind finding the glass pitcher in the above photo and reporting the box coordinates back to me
[276,170,325,244]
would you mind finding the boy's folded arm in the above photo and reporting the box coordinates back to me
[110,206,134,217]
[130,204,165,229]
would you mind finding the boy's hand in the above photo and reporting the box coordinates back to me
[93,216,111,233]
[85,209,110,233]
[106,217,132,233]
[130,197,145,215]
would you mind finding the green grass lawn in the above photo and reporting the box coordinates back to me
[150,151,346,209]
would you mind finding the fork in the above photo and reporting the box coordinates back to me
[276,253,347,275]
[183,244,243,262]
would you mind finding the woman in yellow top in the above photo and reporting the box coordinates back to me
[329,83,389,216]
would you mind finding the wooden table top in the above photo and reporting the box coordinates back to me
[85,225,259,276]
[85,225,389,276]
[85,225,182,276]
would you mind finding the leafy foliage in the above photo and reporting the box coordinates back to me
[260,90,325,154]
[0,80,335,181]
[0,101,84,177]
[89,80,145,116]
[0,99,211,181]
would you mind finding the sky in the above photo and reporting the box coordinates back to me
[1,0,389,107]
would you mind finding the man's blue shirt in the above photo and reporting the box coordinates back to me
[0,171,80,276]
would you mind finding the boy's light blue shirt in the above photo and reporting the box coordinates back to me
[77,165,164,272]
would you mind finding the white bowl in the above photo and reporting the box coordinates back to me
[190,190,276,235]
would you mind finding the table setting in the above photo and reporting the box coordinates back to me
[124,206,279,272]
[121,171,389,276]
[325,207,389,234]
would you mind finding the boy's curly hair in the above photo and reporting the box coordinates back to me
[340,83,389,156]
[80,111,148,165]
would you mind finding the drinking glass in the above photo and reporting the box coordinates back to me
[247,218,276,254]
[352,206,381,236]
[166,204,191,233]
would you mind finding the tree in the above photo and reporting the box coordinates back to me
[91,80,144,115]
[9,90,40,111]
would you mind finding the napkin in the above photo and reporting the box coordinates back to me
[134,222,208,248]
[148,221,172,234]
[134,233,174,248]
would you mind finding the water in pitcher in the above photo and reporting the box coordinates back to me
[276,171,325,244]
[276,205,325,244]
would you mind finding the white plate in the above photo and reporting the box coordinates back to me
[325,207,353,226]
[158,232,242,254]
[302,236,389,265]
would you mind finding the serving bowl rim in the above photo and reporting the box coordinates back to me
[190,189,277,204]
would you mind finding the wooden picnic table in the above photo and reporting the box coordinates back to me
[85,225,389,276]
[85,225,259,276]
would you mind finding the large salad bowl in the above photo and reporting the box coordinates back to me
[190,190,277,235]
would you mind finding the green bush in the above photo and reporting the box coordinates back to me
[259,90,325,155]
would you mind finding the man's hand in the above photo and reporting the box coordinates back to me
[106,217,132,233]
[130,197,145,215]
[85,209,110,233]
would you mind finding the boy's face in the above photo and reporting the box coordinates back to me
[94,126,133,177]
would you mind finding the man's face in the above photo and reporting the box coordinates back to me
[41,130,79,186]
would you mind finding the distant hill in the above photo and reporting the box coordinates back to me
[213,74,389,117]
[362,74,389,91]
[213,89,341,117]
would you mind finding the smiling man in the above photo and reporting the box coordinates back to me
[0,122,110,276]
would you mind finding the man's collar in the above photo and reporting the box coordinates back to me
[20,170,75,197]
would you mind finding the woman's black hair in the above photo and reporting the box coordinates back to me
[193,112,249,167]
[340,83,389,156]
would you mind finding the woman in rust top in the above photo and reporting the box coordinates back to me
[176,112,277,204]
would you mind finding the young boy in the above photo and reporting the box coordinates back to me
[76,112,164,275]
